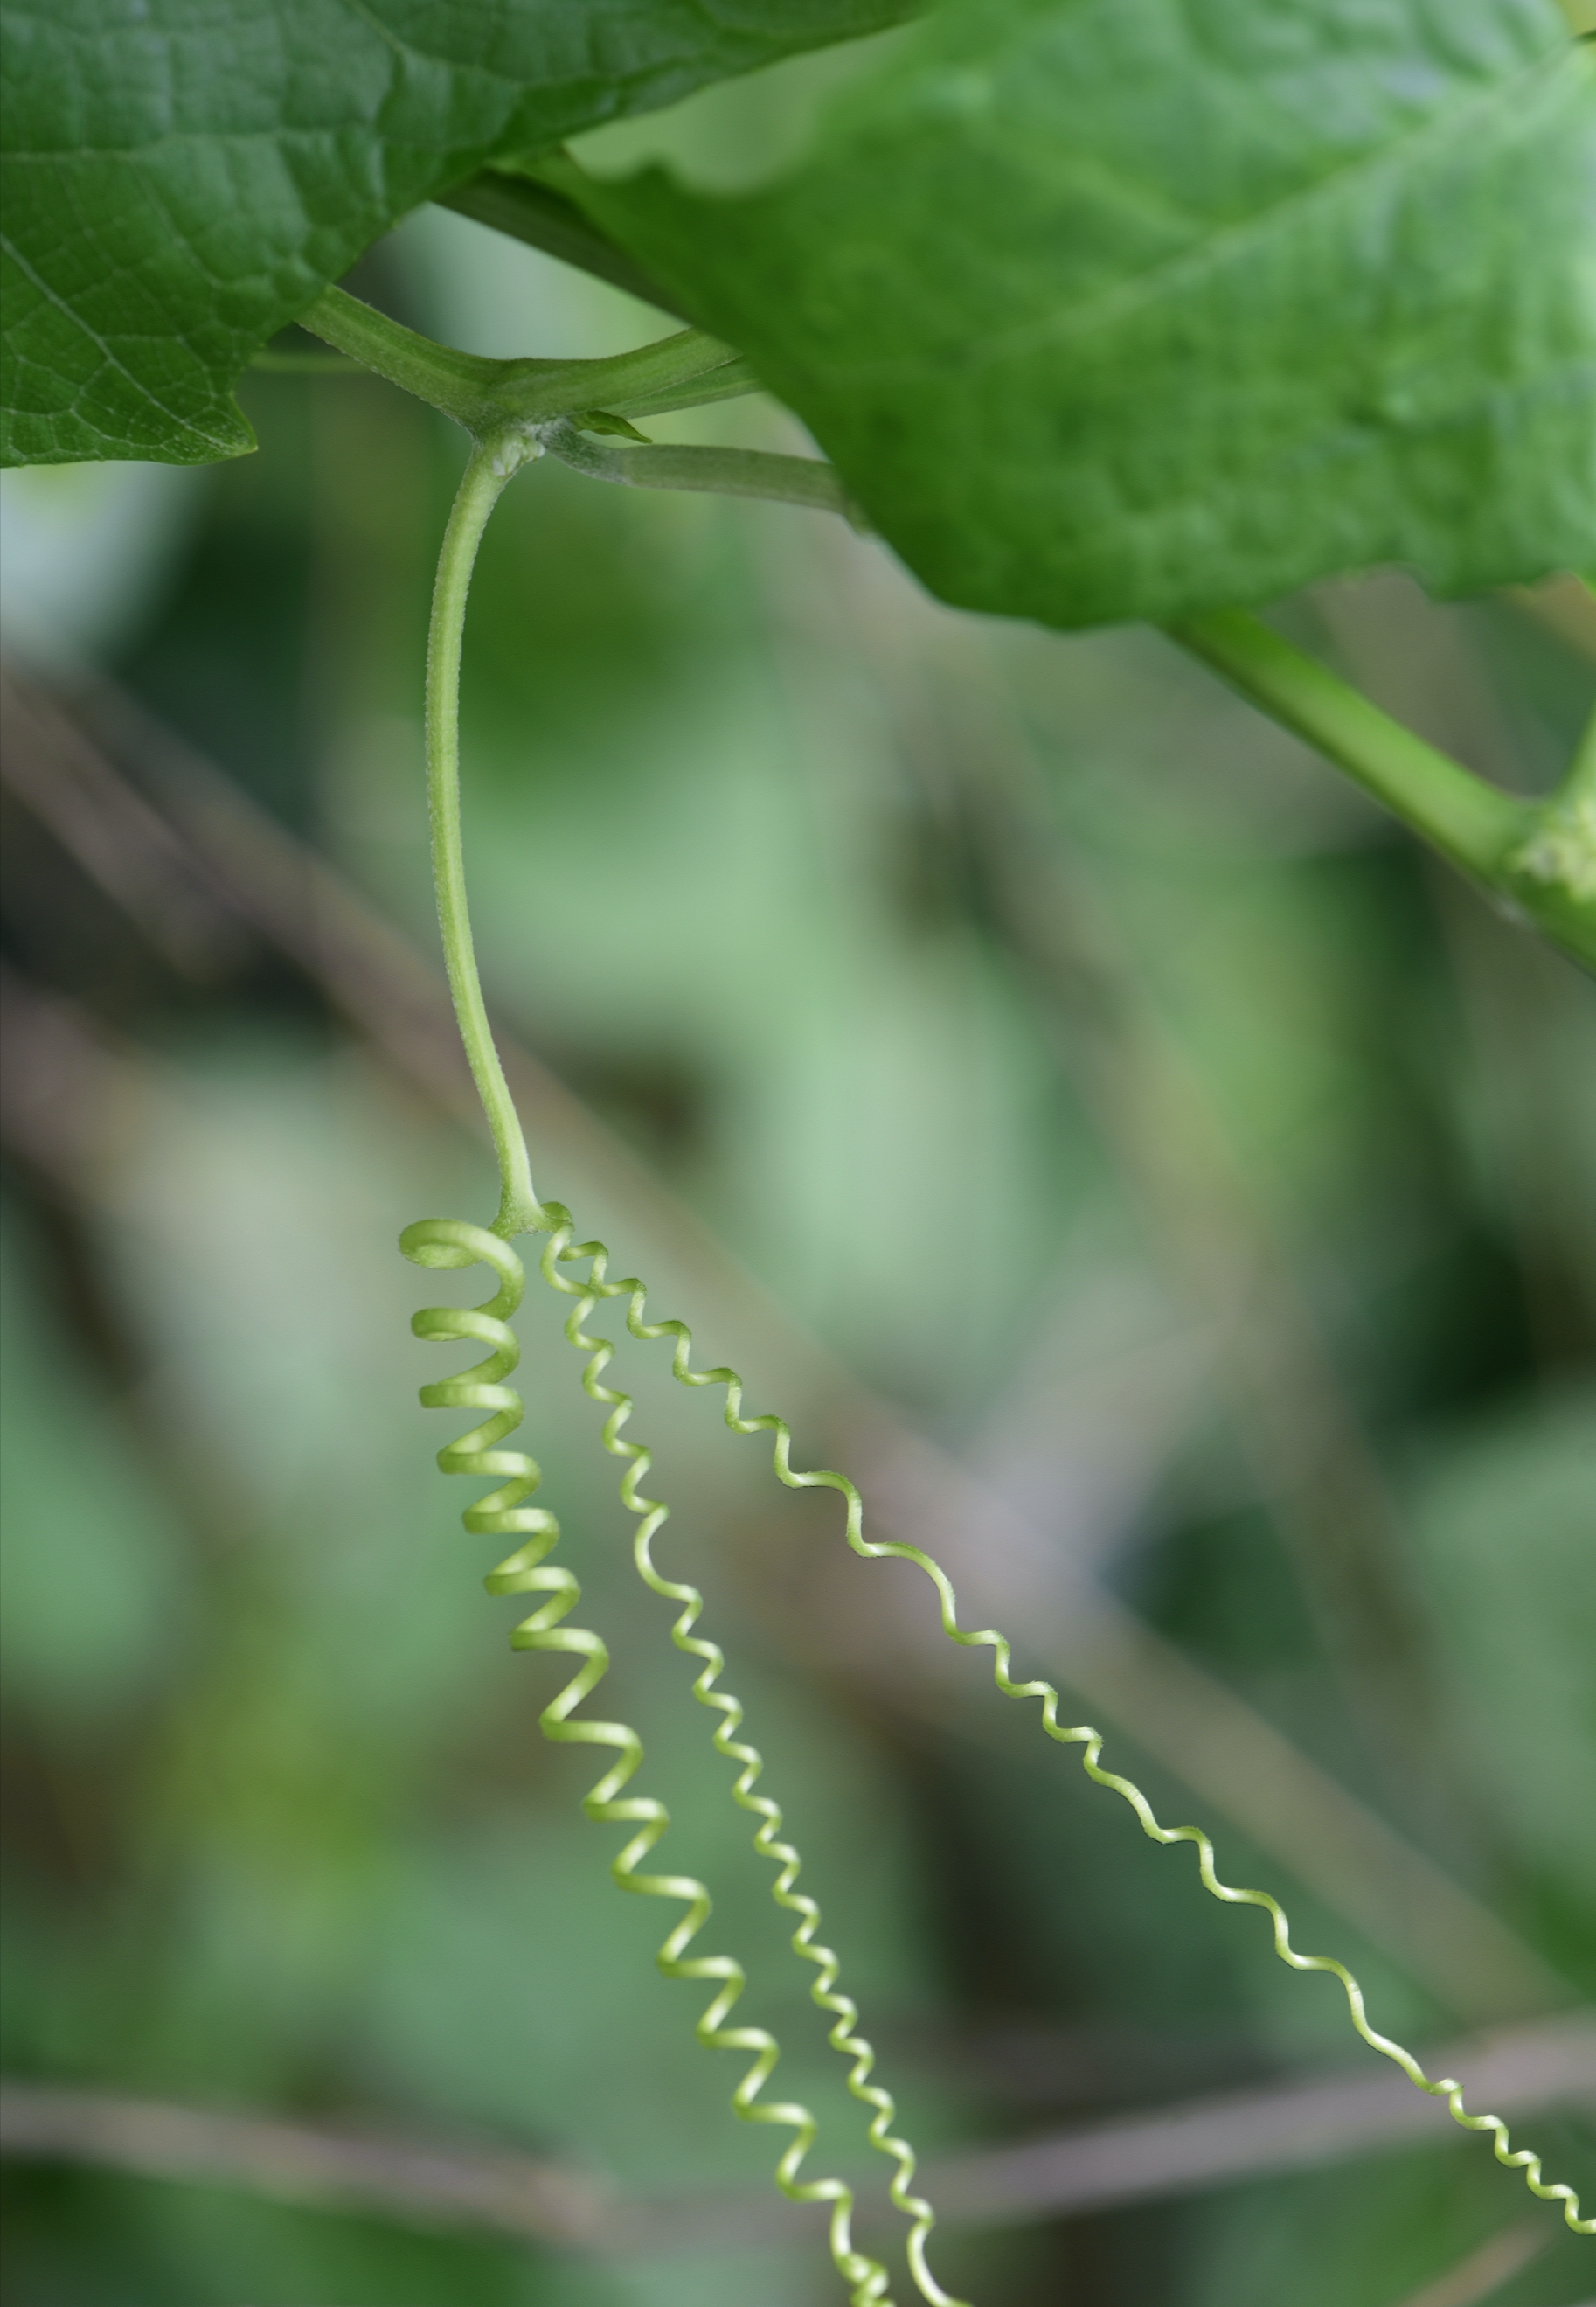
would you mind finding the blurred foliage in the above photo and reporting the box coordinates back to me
[1,134,1594,2307]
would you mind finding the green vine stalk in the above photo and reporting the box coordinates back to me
[1171,608,1596,970]
[423,437,546,1240]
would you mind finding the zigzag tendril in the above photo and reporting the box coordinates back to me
[535,1215,966,2307]
[401,1217,905,2304]
[532,1206,1594,2241]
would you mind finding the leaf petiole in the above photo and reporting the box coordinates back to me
[300,285,747,436]
[542,420,862,524]
[1169,609,1594,970]
[299,288,856,525]
[300,288,524,427]
[600,358,764,421]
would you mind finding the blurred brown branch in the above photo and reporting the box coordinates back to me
[0,669,245,981]
[1386,2220,1551,2307]
[0,2078,607,2250]
[1504,574,1596,665]
[896,2010,1596,2240]
[3,2012,1591,2253]
[0,661,1570,2026]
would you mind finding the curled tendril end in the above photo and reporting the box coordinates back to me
[406,1214,908,2303]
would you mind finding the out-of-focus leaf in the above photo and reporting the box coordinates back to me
[0,1206,190,1715]
[579,0,1596,627]
[0,0,913,467]
[1407,1390,1596,1914]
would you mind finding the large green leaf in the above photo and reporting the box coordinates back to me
[578,0,1596,629]
[0,0,912,468]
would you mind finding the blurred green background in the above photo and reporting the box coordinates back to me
[1,80,1594,2307]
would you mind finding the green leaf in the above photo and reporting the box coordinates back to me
[0,0,914,468]
[576,0,1596,629]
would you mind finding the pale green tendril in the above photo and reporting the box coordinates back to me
[526,1216,1593,2242]
[537,1210,965,2306]
[401,1216,908,2306]
[404,413,1593,2269]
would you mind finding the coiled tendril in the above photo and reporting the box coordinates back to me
[535,1206,965,2305]
[401,1215,906,2304]
[530,1208,1594,2242]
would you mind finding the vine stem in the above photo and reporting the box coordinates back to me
[1169,609,1530,879]
[542,419,862,523]
[413,376,862,1240]
[426,432,546,1237]
[302,284,746,432]
[1169,609,1595,969]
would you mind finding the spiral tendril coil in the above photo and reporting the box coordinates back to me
[532,1205,1593,2241]
[401,1216,909,2303]
[536,1214,965,2306]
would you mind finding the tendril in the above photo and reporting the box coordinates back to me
[537,1214,966,2306]
[401,1216,902,2304]
[531,1208,1594,2241]
[408,420,1590,2257]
